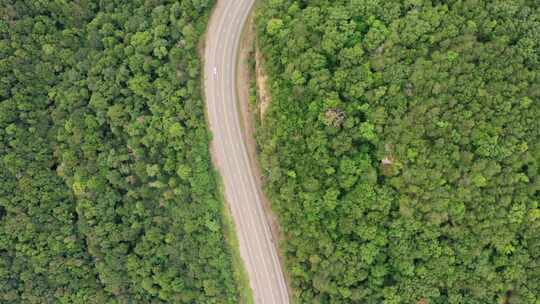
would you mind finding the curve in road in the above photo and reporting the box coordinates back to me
[203,1,289,303]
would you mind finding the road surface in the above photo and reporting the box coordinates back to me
[203,1,290,303]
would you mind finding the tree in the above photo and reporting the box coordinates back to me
[255,0,540,302]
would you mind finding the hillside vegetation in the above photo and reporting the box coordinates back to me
[0,0,238,303]
[256,0,540,303]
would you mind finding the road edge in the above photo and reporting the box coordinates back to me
[235,3,295,302]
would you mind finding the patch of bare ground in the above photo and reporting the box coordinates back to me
[255,46,271,122]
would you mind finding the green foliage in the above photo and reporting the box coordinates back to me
[256,0,540,303]
[1,0,238,303]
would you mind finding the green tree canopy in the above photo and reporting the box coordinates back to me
[256,0,540,303]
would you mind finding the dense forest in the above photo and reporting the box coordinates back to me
[0,0,239,303]
[256,0,540,303]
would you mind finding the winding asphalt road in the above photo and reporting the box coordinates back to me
[203,1,289,303]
